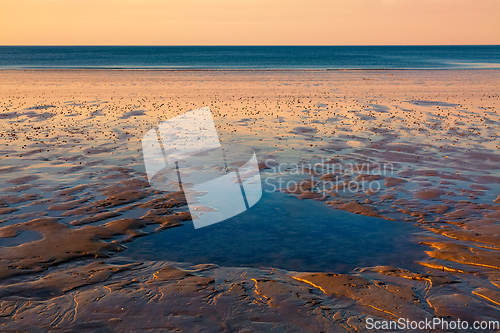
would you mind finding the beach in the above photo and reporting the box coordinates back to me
[1,69,500,331]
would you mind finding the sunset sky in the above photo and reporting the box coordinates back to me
[1,0,499,45]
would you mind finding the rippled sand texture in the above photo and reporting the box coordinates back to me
[0,70,499,332]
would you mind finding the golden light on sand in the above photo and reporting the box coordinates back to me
[1,69,500,330]
[0,0,499,45]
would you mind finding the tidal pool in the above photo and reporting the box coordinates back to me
[121,190,429,273]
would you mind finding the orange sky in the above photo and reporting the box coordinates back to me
[1,0,499,45]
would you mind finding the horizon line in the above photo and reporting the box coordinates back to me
[1,44,499,47]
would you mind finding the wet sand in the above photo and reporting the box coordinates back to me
[0,69,499,332]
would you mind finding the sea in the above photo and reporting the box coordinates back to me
[0,45,499,70]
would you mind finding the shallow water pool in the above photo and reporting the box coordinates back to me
[121,190,428,273]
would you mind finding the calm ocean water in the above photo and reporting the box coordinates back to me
[0,45,499,70]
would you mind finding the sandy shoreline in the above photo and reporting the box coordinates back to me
[0,69,499,331]
[3,68,485,71]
